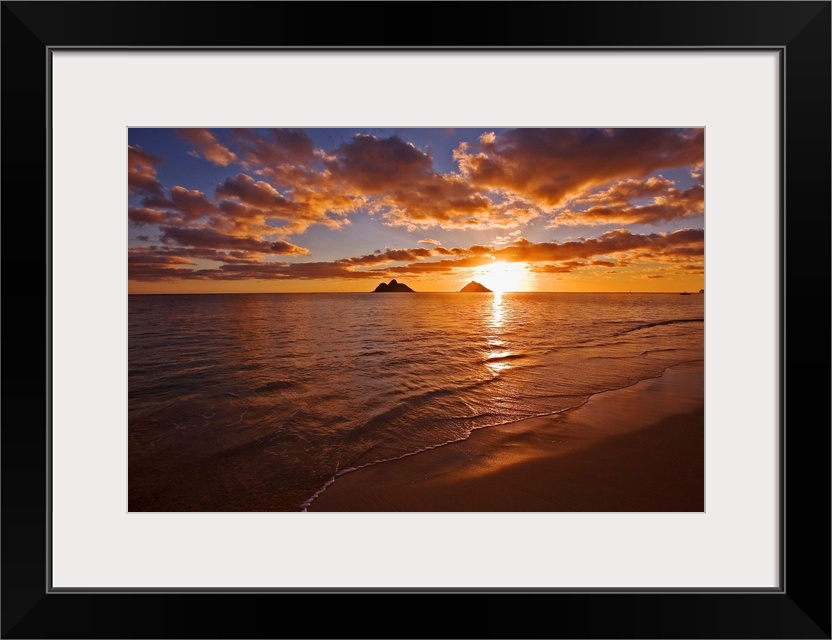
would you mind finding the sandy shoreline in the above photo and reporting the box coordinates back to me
[308,360,704,512]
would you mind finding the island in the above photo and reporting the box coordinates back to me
[460,281,492,293]
[373,279,415,293]
[699,289,704,294]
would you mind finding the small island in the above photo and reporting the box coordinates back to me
[373,279,415,293]
[460,281,492,293]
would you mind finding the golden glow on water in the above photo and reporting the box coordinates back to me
[129,292,704,510]
[484,293,512,375]
[491,290,504,326]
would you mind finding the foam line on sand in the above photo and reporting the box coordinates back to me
[308,360,704,512]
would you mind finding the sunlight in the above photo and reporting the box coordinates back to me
[491,291,504,327]
[477,261,528,293]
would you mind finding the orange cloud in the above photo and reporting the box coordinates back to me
[128,130,705,286]
[553,180,704,227]
[130,229,702,284]
[321,134,521,230]
[454,128,704,210]
[178,128,237,166]
[131,130,705,243]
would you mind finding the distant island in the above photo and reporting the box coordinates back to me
[460,281,492,293]
[373,279,415,293]
[699,289,704,294]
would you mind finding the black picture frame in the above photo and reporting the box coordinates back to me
[3,2,829,638]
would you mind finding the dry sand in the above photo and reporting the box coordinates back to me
[308,360,704,512]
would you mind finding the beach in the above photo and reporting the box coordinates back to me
[129,292,704,511]
[308,360,704,512]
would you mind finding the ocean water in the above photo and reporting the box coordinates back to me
[128,292,704,511]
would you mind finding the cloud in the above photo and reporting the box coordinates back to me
[178,129,237,166]
[321,134,517,230]
[128,145,165,199]
[159,226,309,255]
[129,206,167,225]
[129,129,706,285]
[231,128,317,168]
[493,228,703,263]
[128,249,196,266]
[327,134,434,190]
[494,229,523,244]
[129,228,702,283]
[552,179,704,227]
[132,130,703,242]
[216,173,292,209]
[234,129,704,231]
[168,187,221,221]
[454,128,704,210]
[384,255,495,275]
[229,133,525,231]
[529,263,581,274]
[396,229,703,276]
[572,176,675,207]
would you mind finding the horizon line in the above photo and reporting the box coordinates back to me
[128,290,704,295]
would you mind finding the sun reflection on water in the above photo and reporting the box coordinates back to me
[485,292,511,375]
[491,291,504,328]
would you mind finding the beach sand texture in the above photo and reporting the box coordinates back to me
[309,361,704,512]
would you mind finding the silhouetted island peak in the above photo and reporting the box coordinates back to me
[373,279,415,293]
[460,281,493,293]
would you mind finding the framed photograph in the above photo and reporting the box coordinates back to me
[126,123,708,517]
[4,1,829,637]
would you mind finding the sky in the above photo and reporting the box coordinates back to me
[128,128,704,293]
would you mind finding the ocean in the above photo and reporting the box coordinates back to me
[128,292,704,511]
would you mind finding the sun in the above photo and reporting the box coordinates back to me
[476,261,528,293]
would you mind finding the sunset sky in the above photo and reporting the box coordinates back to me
[128,128,704,293]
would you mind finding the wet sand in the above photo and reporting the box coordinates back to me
[308,361,704,512]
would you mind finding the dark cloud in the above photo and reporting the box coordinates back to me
[168,187,221,221]
[216,174,295,210]
[231,128,317,168]
[454,128,704,210]
[159,226,309,255]
[128,249,195,266]
[128,145,165,199]
[327,134,434,191]
[129,207,167,225]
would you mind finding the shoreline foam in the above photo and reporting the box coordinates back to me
[307,360,704,512]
